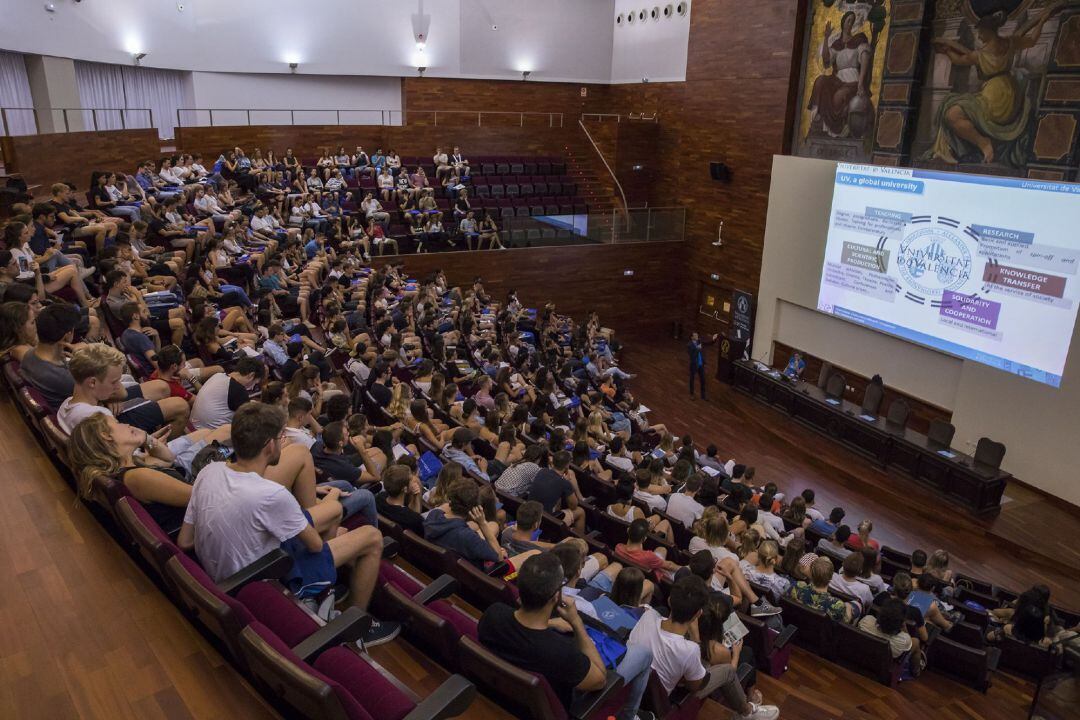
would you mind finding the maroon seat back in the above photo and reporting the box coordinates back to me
[163,553,254,663]
[998,635,1060,681]
[236,579,321,648]
[115,496,179,578]
[400,529,453,578]
[41,414,72,471]
[643,672,703,720]
[379,583,472,669]
[928,636,998,692]
[314,647,417,720]
[451,557,519,608]
[237,622,368,720]
[832,621,901,687]
[778,595,835,658]
[457,636,567,720]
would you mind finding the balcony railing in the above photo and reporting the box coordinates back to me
[174,109,565,128]
[0,107,153,136]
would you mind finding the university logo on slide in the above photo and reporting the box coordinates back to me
[896,227,972,298]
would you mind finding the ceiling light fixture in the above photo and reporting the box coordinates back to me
[521,70,531,81]
[289,62,298,73]
[133,52,147,65]
[417,66,427,77]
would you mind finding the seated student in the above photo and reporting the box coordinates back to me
[478,552,655,720]
[628,576,779,720]
[549,542,622,621]
[424,478,506,568]
[150,344,222,402]
[178,403,399,644]
[316,392,350,428]
[753,491,785,536]
[494,442,546,497]
[925,549,954,585]
[808,506,845,537]
[526,450,585,534]
[0,300,37,363]
[441,426,489,482]
[632,467,671,514]
[858,597,914,660]
[666,473,706,528]
[615,518,681,584]
[857,547,888,595]
[785,557,856,623]
[190,357,263,430]
[310,420,368,483]
[801,488,825,522]
[500,500,555,555]
[847,519,880,551]
[817,524,854,565]
[69,412,231,534]
[375,463,424,536]
[907,572,955,631]
[609,566,655,619]
[607,477,674,539]
[740,540,792,604]
[828,552,874,613]
[118,301,162,371]
[56,343,189,435]
[282,396,319,450]
[874,572,928,666]
[604,435,635,473]
[909,549,928,578]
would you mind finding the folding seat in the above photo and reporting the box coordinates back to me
[475,183,491,198]
[41,414,72,471]
[490,184,505,199]
[927,636,1000,692]
[541,229,556,240]
[505,184,520,198]
[515,206,530,217]
[526,229,541,242]
[536,161,551,175]
[449,557,518,609]
[510,230,526,246]
[520,183,534,197]
[997,635,1061,681]
[559,204,574,215]
[378,581,478,670]
[236,621,475,720]
[531,205,545,217]
[832,621,903,687]
[496,162,510,175]
[551,161,566,175]
[777,596,836,658]
[2,360,24,390]
[739,613,796,678]
[457,636,627,720]
[549,182,563,196]
[400,529,454,579]
[510,163,524,175]
[495,198,512,208]
[500,207,515,220]
[115,496,180,581]
[555,230,571,240]
[880,545,911,567]
[534,181,549,196]
[523,162,537,175]
[573,204,588,215]
[562,182,576,196]
[545,205,560,215]
[436,198,450,210]
[481,163,495,176]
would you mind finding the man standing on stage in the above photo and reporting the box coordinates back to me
[687,331,718,400]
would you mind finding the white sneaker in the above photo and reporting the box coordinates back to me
[78,266,97,280]
[733,703,779,720]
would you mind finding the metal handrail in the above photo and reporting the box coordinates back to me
[174,108,564,128]
[0,106,153,135]
[577,118,630,232]
[581,113,622,123]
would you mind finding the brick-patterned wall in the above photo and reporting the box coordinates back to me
[373,241,687,332]
[0,129,162,191]
[602,1,806,329]
[401,77,610,122]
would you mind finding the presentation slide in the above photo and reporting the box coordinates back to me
[817,163,1080,387]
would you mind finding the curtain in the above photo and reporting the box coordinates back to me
[75,61,186,139]
[0,51,35,135]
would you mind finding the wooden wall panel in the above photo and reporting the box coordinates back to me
[0,129,161,191]
[600,1,805,330]
[171,125,576,163]
[401,77,610,121]
[373,241,686,331]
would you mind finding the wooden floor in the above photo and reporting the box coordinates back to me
[2,329,1075,719]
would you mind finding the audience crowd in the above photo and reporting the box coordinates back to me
[0,153,1077,719]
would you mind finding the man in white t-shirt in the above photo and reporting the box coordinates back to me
[605,436,635,474]
[666,475,706,529]
[178,402,399,645]
[190,356,263,429]
[57,343,189,434]
[828,552,874,613]
[628,576,779,720]
[282,396,319,450]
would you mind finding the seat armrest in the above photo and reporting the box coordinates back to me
[668,686,692,707]
[403,674,476,720]
[773,623,797,650]
[569,671,623,720]
[986,646,1001,673]
[414,574,460,605]
[293,608,373,662]
[219,549,292,595]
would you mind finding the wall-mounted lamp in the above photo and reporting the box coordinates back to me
[417,66,427,77]
[521,70,531,81]
[712,220,724,247]
[289,62,298,73]
[133,52,147,66]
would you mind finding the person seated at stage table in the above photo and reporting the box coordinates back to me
[782,350,805,380]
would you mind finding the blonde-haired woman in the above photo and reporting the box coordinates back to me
[68,413,230,533]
